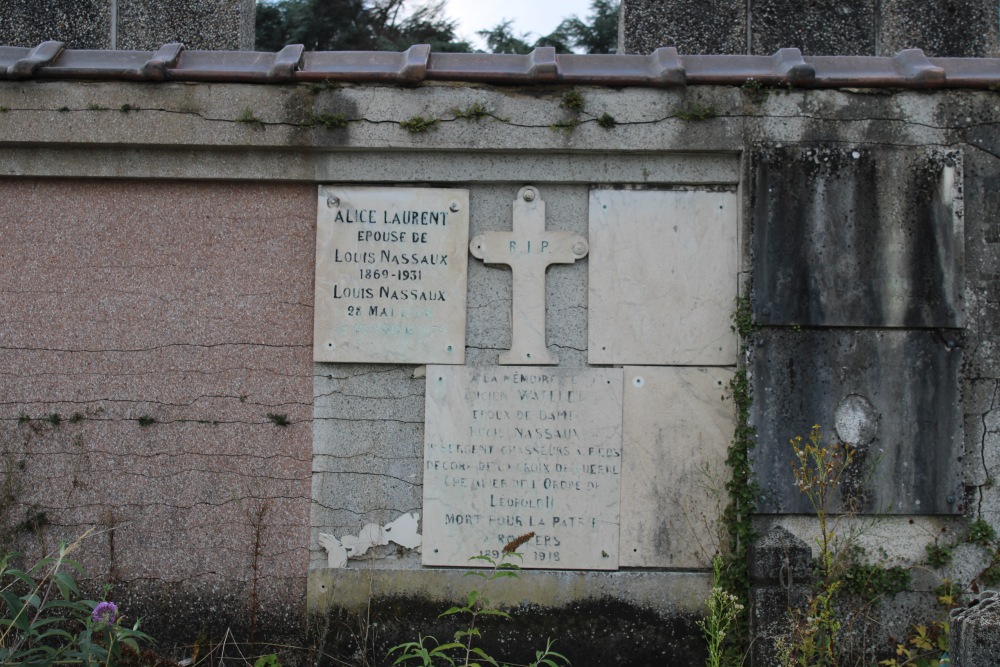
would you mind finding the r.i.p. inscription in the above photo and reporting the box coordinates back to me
[423,366,623,570]
[313,186,470,364]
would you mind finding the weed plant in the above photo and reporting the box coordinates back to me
[388,531,570,667]
[0,529,152,665]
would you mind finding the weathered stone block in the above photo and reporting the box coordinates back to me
[951,591,1000,667]
[619,0,745,54]
[752,146,964,329]
[750,0,877,55]
[750,329,963,515]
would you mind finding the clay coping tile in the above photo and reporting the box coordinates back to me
[2,41,999,89]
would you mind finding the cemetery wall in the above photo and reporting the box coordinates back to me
[1,78,998,664]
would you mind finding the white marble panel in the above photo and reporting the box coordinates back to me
[588,189,738,365]
[423,366,624,570]
[620,366,735,568]
[313,186,469,364]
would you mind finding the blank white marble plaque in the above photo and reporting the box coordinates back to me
[588,189,738,365]
[620,366,734,568]
[423,366,623,570]
[314,186,469,364]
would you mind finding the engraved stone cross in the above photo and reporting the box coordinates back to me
[470,186,589,365]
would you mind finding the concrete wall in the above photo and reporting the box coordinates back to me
[0,79,998,664]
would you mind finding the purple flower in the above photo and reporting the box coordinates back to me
[92,601,118,625]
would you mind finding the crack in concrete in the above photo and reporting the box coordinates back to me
[978,380,998,518]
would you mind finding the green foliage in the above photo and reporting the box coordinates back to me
[979,550,1000,586]
[717,363,755,664]
[925,542,953,568]
[0,532,153,666]
[698,556,745,667]
[560,90,585,113]
[451,103,490,121]
[549,118,581,133]
[843,563,911,603]
[387,534,570,667]
[538,0,619,54]
[781,426,857,666]
[741,78,792,104]
[879,622,949,667]
[57,107,69,113]
[477,20,534,54]
[968,518,996,546]
[595,113,617,129]
[119,104,137,113]
[68,412,85,424]
[312,111,350,128]
[731,296,755,337]
[256,0,473,53]
[266,413,291,427]
[137,415,156,427]
[676,104,718,121]
[86,103,108,111]
[46,413,61,427]
[236,107,265,128]
[400,116,439,133]
[0,106,8,112]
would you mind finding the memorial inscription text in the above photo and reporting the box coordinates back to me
[423,367,623,570]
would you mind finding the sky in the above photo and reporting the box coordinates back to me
[444,0,596,50]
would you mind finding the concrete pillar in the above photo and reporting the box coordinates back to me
[951,591,1000,667]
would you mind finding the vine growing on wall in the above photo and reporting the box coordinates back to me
[717,295,758,665]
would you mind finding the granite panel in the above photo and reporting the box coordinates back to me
[0,0,111,48]
[750,329,963,515]
[116,0,255,50]
[750,0,876,56]
[620,0,746,55]
[879,0,999,57]
[752,146,964,328]
[0,178,314,603]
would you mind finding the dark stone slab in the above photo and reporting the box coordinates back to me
[619,0,746,55]
[0,0,111,49]
[748,525,812,584]
[116,0,255,51]
[752,146,964,328]
[750,0,876,55]
[879,0,1000,58]
[750,329,963,515]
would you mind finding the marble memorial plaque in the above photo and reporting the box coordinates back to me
[620,366,734,568]
[588,188,738,366]
[314,186,470,363]
[423,366,624,570]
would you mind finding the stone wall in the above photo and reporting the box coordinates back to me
[0,78,998,664]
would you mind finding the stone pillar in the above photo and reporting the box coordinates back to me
[618,0,999,57]
[0,0,256,50]
[747,525,813,667]
[951,591,1000,667]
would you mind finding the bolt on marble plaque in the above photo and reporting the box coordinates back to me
[313,186,470,363]
[588,188,738,366]
[620,366,735,568]
[423,366,624,570]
